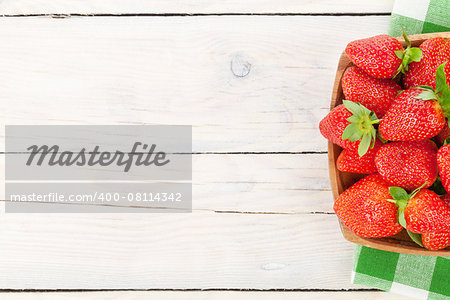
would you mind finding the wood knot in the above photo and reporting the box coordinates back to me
[230,54,251,78]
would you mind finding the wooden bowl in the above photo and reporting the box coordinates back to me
[329,32,450,256]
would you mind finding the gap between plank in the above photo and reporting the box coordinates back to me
[0,12,391,18]
[0,288,379,293]
[0,199,334,215]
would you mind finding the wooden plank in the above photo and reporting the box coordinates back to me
[0,291,415,300]
[0,1,394,15]
[0,213,362,289]
[192,154,332,213]
[0,154,333,213]
[0,16,391,152]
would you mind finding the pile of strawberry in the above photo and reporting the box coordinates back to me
[320,32,450,250]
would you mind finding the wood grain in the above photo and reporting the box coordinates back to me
[0,16,390,152]
[0,14,393,291]
[0,0,394,15]
[329,32,450,256]
[0,213,360,289]
[0,154,333,213]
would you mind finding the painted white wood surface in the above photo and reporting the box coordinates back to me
[0,154,332,213]
[0,291,415,300]
[0,0,394,15]
[0,213,357,289]
[0,16,390,152]
[0,11,399,299]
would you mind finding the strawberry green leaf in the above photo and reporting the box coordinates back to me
[358,133,371,157]
[348,130,364,142]
[389,187,408,201]
[341,123,357,139]
[395,50,404,60]
[343,100,363,115]
[415,85,434,91]
[361,105,373,116]
[435,62,448,94]
[398,209,407,228]
[346,115,361,123]
[407,230,423,247]
[370,129,377,148]
[341,101,379,156]
[369,111,379,121]
[416,90,438,101]
[389,186,409,228]
[407,47,423,63]
[432,63,450,119]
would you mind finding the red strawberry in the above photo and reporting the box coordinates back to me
[436,123,450,145]
[404,189,450,233]
[342,66,401,117]
[421,194,450,250]
[334,174,403,238]
[345,33,421,79]
[337,139,382,174]
[319,104,358,151]
[403,37,450,89]
[375,140,438,190]
[422,232,450,250]
[378,88,445,141]
[319,101,379,156]
[437,144,450,194]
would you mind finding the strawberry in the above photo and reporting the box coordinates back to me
[421,196,450,250]
[375,140,438,191]
[319,104,358,151]
[336,139,382,174]
[345,31,422,79]
[437,144,450,194]
[379,88,445,141]
[421,195,450,250]
[319,101,379,156]
[403,37,450,89]
[436,123,450,145]
[379,63,450,141]
[342,66,401,118]
[422,232,450,250]
[389,187,450,236]
[403,189,450,233]
[334,174,403,238]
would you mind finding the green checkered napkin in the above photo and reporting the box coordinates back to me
[352,1,450,299]
[389,0,450,36]
[353,246,450,299]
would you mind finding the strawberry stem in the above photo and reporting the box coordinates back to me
[395,28,423,76]
[402,27,411,48]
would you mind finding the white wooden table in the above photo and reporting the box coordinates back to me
[0,1,416,299]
